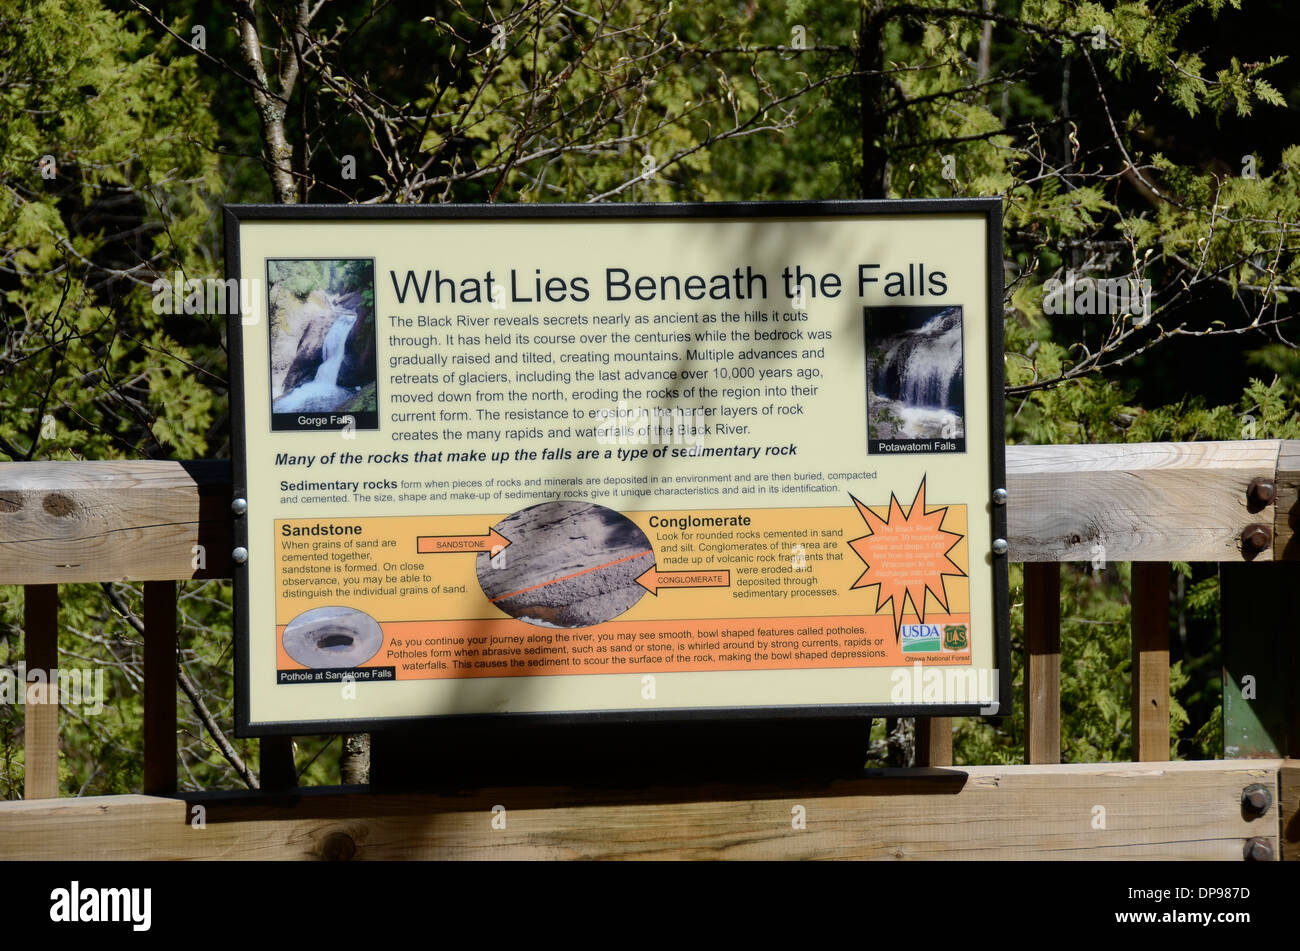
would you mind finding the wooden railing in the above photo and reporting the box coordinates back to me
[1,441,1297,860]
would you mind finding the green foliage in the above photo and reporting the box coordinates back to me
[0,580,343,795]
[339,259,374,295]
[268,260,329,300]
[0,0,237,796]
[0,0,222,464]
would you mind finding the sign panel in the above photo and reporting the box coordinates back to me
[225,200,1009,734]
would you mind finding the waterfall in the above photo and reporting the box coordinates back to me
[869,307,965,441]
[874,309,963,411]
[273,307,359,413]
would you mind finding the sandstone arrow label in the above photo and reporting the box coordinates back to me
[636,566,730,595]
[416,528,512,554]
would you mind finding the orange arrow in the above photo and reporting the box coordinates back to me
[636,566,730,595]
[416,528,511,554]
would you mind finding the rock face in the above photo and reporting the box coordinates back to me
[341,381,377,413]
[336,290,375,390]
[476,501,654,628]
[269,287,334,399]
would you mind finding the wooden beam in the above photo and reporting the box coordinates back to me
[0,760,1279,860]
[1007,440,1281,562]
[915,718,952,766]
[0,460,230,583]
[1024,563,1061,764]
[1131,563,1171,762]
[1281,760,1300,861]
[1275,441,1300,560]
[22,584,59,800]
[3,443,1298,584]
[143,581,177,795]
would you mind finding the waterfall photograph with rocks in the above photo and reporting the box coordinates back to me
[865,305,966,452]
[268,258,379,430]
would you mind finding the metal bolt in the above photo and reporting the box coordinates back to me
[231,497,248,516]
[992,538,1008,556]
[231,546,249,565]
[1241,783,1272,818]
[1243,837,1273,862]
[1240,524,1272,552]
[993,488,1007,505]
[320,831,357,861]
[1247,478,1275,507]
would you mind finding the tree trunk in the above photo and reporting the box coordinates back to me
[977,0,994,81]
[341,733,371,784]
[235,0,301,204]
[860,1,914,767]
[858,0,889,199]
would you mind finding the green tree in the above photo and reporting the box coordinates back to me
[1,0,223,462]
[0,0,256,796]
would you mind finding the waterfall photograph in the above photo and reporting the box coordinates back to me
[865,305,966,453]
[267,258,379,431]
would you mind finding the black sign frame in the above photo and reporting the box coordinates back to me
[224,198,1009,736]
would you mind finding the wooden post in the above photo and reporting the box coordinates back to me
[23,584,59,800]
[1281,760,1300,861]
[1024,563,1061,764]
[1131,562,1171,762]
[1273,441,1300,560]
[143,581,178,795]
[916,718,953,766]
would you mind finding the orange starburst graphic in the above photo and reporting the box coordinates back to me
[848,477,966,639]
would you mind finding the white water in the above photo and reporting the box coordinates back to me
[273,306,359,413]
[876,311,963,410]
[898,405,959,433]
[871,309,965,439]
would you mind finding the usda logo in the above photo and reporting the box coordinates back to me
[900,623,942,652]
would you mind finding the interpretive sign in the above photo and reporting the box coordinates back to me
[225,200,1009,734]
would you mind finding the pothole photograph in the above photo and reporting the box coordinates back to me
[281,605,384,668]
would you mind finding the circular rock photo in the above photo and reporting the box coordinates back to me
[477,500,655,628]
[282,605,384,669]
